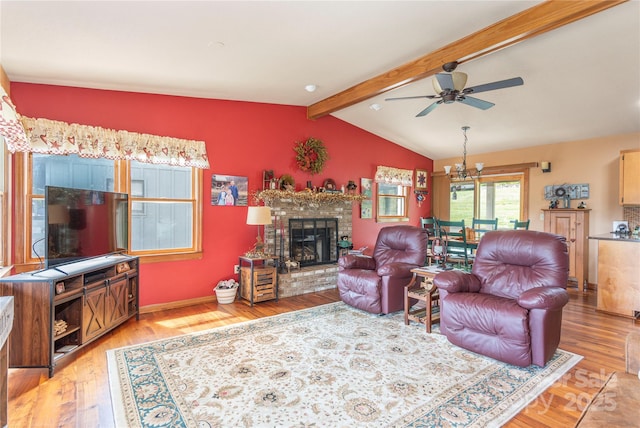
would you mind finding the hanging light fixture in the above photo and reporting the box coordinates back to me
[443,126,484,181]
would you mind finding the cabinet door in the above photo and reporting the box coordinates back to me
[620,150,640,205]
[106,277,128,327]
[546,211,577,278]
[82,286,107,342]
[597,240,640,316]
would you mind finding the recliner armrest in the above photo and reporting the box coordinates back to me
[338,255,376,270]
[433,270,481,293]
[517,287,568,310]
[377,262,418,277]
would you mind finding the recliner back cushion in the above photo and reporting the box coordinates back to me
[472,230,569,300]
[373,225,428,268]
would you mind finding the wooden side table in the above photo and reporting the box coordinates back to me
[404,266,443,333]
[238,255,278,306]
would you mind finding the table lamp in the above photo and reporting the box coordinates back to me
[246,206,272,256]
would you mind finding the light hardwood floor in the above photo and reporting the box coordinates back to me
[7,287,639,427]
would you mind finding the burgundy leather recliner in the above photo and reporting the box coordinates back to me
[433,230,569,367]
[337,225,427,315]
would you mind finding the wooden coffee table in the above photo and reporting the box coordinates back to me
[403,266,447,333]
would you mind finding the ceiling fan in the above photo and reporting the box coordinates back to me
[385,61,524,117]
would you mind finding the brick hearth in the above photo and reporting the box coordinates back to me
[277,264,339,298]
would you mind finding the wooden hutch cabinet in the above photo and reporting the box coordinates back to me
[0,255,139,377]
[543,209,590,292]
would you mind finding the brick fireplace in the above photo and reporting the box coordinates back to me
[262,196,355,298]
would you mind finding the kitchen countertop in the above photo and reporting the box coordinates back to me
[589,233,640,243]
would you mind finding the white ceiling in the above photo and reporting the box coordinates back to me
[1,1,639,160]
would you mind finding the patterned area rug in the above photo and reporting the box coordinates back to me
[107,302,581,427]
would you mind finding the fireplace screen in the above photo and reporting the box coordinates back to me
[289,218,338,267]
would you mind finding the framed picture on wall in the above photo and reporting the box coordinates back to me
[361,200,372,219]
[211,174,248,206]
[360,178,373,198]
[415,169,428,190]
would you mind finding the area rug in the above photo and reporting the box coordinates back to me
[107,302,581,428]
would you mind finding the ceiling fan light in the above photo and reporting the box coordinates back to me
[452,72,467,91]
[433,71,467,93]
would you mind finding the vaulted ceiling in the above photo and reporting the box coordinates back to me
[1,1,638,159]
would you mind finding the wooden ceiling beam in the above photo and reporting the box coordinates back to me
[307,0,627,120]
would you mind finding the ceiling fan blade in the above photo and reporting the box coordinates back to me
[416,101,442,117]
[435,73,455,91]
[385,95,437,101]
[458,96,494,110]
[463,77,524,94]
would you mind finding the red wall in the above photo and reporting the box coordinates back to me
[10,83,433,307]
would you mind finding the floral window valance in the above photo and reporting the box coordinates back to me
[0,86,30,151]
[374,165,413,186]
[3,114,210,169]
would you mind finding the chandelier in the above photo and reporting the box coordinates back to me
[443,126,483,181]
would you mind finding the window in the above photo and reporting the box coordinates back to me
[478,175,523,229]
[19,153,202,269]
[129,161,196,253]
[449,174,525,228]
[377,183,409,222]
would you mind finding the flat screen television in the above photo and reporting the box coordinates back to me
[45,185,129,269]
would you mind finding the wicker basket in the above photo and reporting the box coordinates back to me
[214,286,238,304]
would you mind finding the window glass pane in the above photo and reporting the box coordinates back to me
[482,180,521,228]
[131,161,191,199]
[449,182,474,227]
[32,198,46,259]
[32,154,115,194]
[378,183,402,196]
[131,202,192,250]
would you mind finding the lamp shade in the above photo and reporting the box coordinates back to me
[246,206,272,225]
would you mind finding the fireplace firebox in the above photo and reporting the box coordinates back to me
[289,218,338,267]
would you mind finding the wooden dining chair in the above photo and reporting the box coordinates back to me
[437,219,470,267]
[420,217,439,265]
[420,216,438,234]
[512,219,530,230]
[472,218,498,236]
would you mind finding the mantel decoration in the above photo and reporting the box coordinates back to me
[294,137,328,175]
[255,189,365,206]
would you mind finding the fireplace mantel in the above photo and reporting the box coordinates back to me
[255,189,365,206]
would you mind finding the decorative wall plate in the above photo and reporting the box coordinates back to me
[323,178,336,191]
